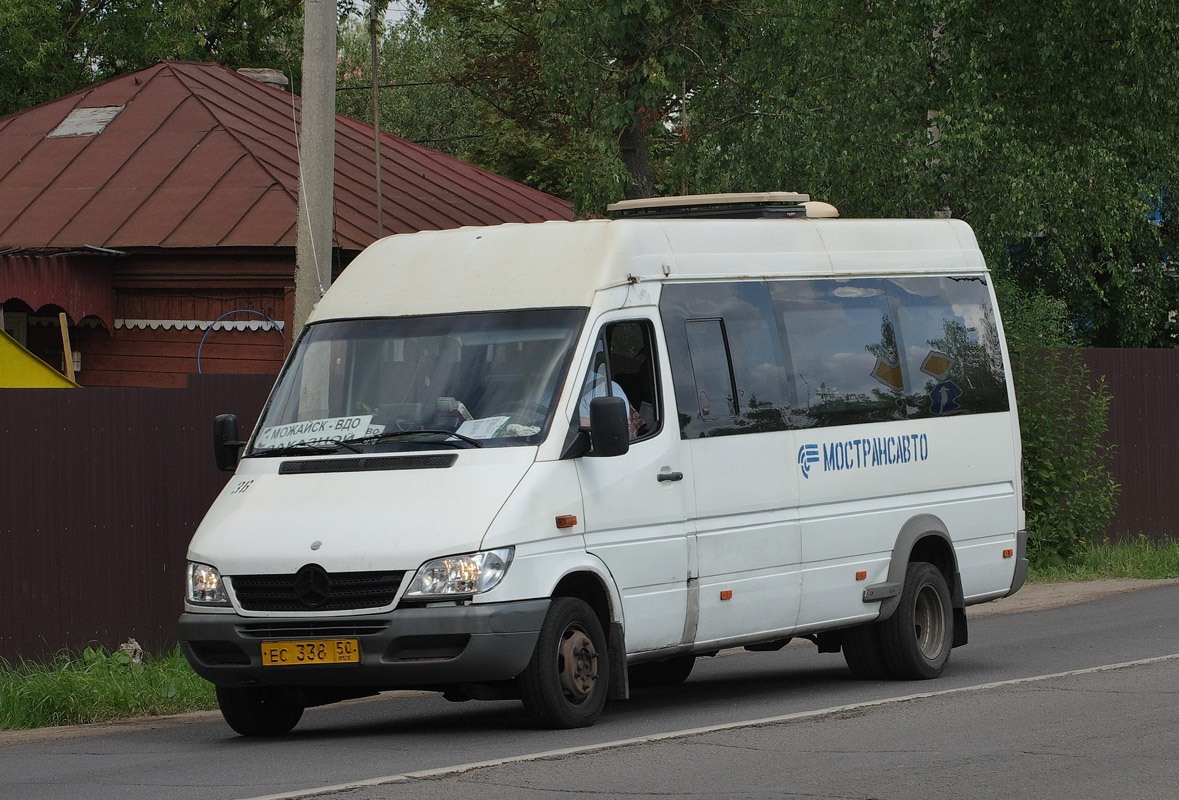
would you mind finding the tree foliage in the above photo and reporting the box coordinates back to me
[336,5,480,155]
[0,0,306,117]
[417,0,755,208]
[418,0,1179,347]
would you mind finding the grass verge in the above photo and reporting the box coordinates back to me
[1029,537,1179,582]
[0,645,216,731]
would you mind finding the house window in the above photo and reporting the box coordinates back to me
[2,310,28,346]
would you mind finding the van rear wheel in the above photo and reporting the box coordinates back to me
[519,597,609,728]
[216,686,304,736]
[879,561,953,680]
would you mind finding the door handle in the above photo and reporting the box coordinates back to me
[657,471,684,482]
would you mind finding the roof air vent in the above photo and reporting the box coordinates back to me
[607,192,838,220]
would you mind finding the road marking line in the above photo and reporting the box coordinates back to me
[240,652,1179,800]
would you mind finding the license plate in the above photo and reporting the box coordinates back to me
[260,638,360,666]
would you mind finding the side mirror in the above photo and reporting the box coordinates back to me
[588,396,629,457]
[213,413,246,472]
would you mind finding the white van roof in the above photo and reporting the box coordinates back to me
[309,214,985,323]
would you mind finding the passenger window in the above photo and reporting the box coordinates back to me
[885,276,1009,416]
[661,282,789,439]
[578,320,660,440]
[686,319,737,421]
[771,279,907,428]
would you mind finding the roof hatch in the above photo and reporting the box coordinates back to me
[46,106,124,138]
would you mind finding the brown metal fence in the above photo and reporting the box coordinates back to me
[1081,349,1179,541]
[0,351,1175,663]
[0,374,273,664]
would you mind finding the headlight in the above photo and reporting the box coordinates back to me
[404,547,514,599]
[187,562,230,605]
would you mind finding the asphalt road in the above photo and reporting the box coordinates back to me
[3,582,1178,800]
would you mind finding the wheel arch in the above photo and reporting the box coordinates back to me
[550,566,630,701]
[871,514,964,623]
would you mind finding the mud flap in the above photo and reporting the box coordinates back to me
[607,621,630,700]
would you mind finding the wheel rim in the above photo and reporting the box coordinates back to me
[913,582,947,661]
[557,624,599,703]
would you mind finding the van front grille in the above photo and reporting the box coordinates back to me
[231,570,405,612]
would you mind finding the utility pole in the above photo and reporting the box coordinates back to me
[293,0,337,333]
[370,1,384,239]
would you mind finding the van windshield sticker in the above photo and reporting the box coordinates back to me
[456,416,511,439]
[257,415,379,449]
[797,433,930,479]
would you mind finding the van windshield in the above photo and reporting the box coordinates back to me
[249,309,585,454]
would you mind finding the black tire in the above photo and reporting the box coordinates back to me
[842,622,891,680]
[879,561,953,680]
[628,654,696,688]
[216,686,304,737]
[519,597,610,728]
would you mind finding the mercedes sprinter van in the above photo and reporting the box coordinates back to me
[179,192,1026,734]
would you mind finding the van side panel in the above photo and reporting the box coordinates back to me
[659,270,1021,643]
[793,414,1020,629]
[688,432,802,645]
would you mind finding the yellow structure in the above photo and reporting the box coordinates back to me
[0,329,78,387]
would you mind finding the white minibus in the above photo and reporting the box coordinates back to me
[179,192,1026,735]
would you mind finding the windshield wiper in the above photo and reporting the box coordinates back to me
[350,429,484,449]
[248,439,364,457]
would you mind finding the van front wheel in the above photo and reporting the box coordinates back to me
[519,597,610,728]
[879,561,953,680]
[216,686,304,736]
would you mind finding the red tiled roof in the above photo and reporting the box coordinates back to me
[0,61,572,251]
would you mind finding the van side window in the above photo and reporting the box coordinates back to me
[662,275,1010,436]
[580,320,661,440]
[769,276,1009,427]
[770,279,907,428]
[884,276,1009,417]
[661,282,789,438]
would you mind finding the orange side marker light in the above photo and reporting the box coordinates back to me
[720,590,733,601]
[1003,549,1014,559]
[555,515,578,529]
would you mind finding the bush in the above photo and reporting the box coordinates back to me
[996,281,1120,566]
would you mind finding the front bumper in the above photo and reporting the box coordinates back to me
[178,598,550,690]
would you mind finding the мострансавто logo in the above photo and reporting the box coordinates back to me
[797,433,929,479]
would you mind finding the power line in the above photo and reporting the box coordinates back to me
[336,80,443,91]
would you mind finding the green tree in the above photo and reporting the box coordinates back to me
[0,0,306,118]
[418,0,1178,345]
[336,4,480,155]
[420,0,756,211]
[682,0,1179,347]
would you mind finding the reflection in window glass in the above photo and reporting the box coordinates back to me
[770,279,906,428]
[885,276,1009,416]
[686,319,737,420]
[661,282,788,438]
[661,275,1009,437]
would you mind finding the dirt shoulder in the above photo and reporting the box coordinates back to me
[968,577,1179,617]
